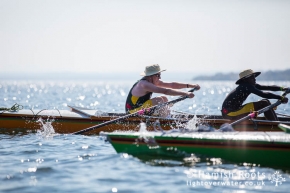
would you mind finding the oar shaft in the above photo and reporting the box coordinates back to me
[230,97,284,127]
[276,113,290,118]
[72,113,137,135]
[73,88,196,135]
[257,100,282,115]
[229,90,290,127]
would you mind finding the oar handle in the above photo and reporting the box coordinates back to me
[230,90,289,126]
[72,88,197,135]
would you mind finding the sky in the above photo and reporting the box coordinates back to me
[1,0,290,77]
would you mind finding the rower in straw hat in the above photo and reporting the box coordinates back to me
[221,69,289,120]
[125,64,200,117]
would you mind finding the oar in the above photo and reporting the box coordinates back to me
[276,113,290,118]
[72,88,197,135]
[220,90,289,131]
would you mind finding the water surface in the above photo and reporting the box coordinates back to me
[1,80,290,193]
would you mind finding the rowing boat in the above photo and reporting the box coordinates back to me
[1,105,290,135]
[105,125,290,169]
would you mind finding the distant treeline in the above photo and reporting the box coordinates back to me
[193,69,290,81]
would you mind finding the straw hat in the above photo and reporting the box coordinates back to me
[140,64,166,76]
[236,69,261,84]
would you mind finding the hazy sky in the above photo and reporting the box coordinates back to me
[1,0,290,75]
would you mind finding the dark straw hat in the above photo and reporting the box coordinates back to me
[236,69,261,84]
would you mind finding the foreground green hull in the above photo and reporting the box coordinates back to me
[106,131,290,169]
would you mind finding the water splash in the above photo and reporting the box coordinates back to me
[170,108,207,131]
[36,117,55,138]
[94,110,108,116]
[218,123,235,132]
[172,109,216,132]
[139,122,148,134]
[138,122,152,142]
[136,122,159,149]
[185,114,199,131]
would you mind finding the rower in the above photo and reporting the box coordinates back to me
[125,64,200,117]
[221,69,289,121]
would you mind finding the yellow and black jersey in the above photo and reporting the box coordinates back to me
[125,81,153,114]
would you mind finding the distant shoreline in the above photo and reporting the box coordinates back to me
[192,69,290,81]
[1,70,289,81]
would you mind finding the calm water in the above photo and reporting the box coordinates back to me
[1,79,290,193]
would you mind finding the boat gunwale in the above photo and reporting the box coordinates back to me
[107,132,290,151]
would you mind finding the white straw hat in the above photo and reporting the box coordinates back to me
[236,69,261,84]
[140,64,166,76]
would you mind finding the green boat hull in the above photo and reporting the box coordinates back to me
[106,131,290,169]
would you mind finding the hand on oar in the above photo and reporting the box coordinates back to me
[219,90,290,132]
[282,87,290,103]
[281,96,288,104]
[72,88,197,135]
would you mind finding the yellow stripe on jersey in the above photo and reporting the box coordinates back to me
[227,103,255,116]
[128,100,153,114]
[131,95,139,105]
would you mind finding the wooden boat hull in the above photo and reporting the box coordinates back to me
[0,106,290,135]
[106,131,290,169]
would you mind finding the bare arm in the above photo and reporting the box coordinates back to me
[156,80,200,90]
[139,80,195,97]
